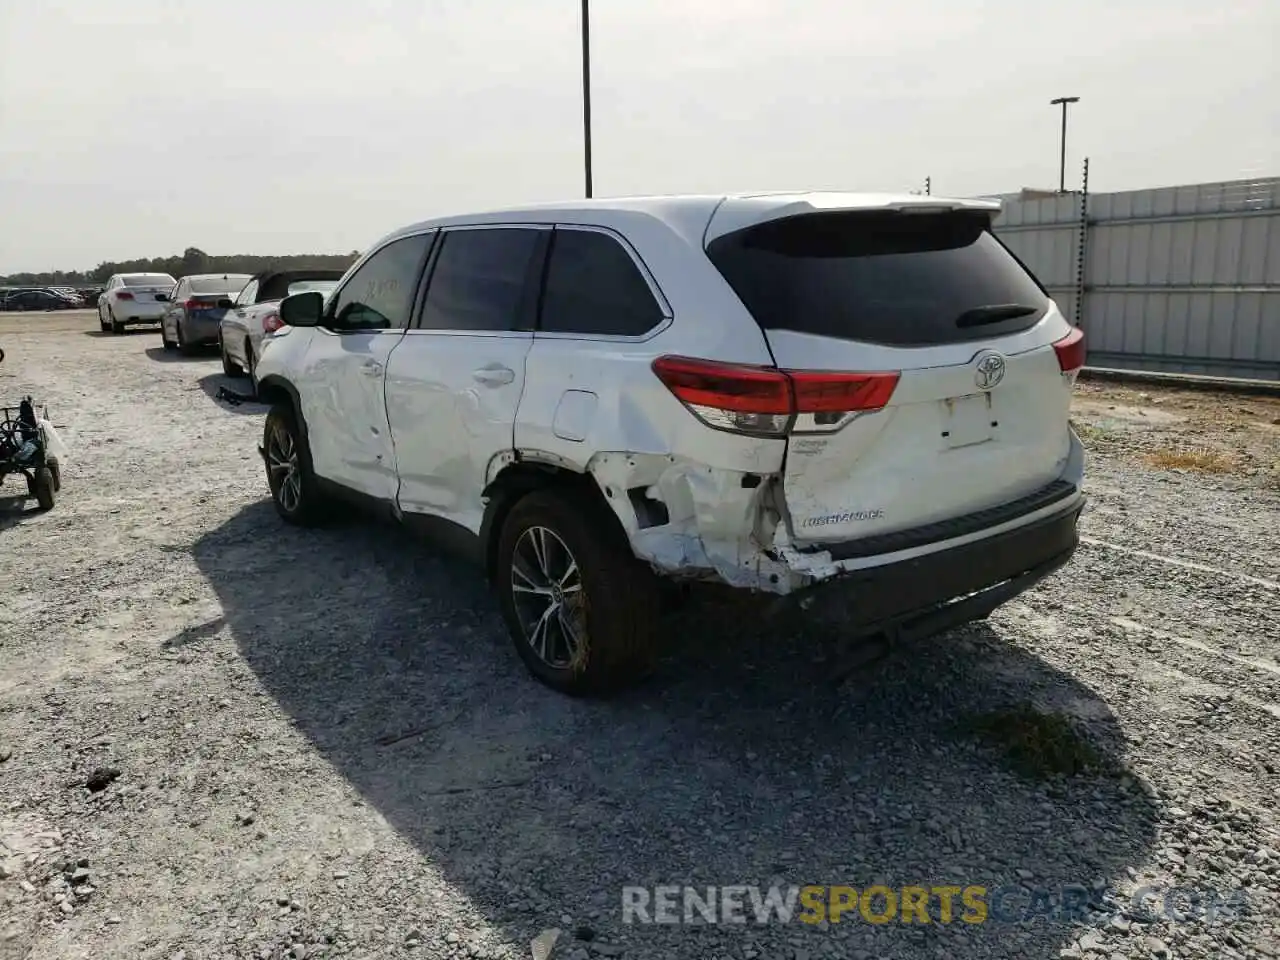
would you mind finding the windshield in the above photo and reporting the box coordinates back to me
[287,279,340,296]
[124,275,176,288]
[189,276,250,295]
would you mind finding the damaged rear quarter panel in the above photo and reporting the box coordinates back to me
[587,451,806,591]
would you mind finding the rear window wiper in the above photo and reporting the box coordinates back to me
[955,303,1041,328]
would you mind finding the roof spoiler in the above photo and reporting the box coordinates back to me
[705,193,1003,244]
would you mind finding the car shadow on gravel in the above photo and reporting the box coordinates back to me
[0,492,41,532]
[143,345,215,363]
[192,503,1159,960]
[195,373,268,415]
[81,328,157,338]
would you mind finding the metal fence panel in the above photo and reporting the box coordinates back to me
[991,176,1280,380]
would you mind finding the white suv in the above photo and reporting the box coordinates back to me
[253,193,1087,695]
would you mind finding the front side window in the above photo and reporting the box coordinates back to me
[328,233,433,331]
[539,228,664,336]
[419,228,544,332]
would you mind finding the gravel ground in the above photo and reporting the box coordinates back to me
[1,311,1277,960]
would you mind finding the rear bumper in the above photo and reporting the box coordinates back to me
[113,303,165,322]
[183,315,225,344]
[798,501,1082,635]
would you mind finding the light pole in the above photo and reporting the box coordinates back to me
[1050,96,1079,193]
[581,0,593,198]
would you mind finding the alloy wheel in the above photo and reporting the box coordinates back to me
[510,526,587,669]
[267,423,301,513]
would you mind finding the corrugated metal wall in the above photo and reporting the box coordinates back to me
[992,177,1280,380]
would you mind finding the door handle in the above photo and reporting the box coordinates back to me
[361,360,384,377]
[472,365,515,386]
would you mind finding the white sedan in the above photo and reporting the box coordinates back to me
[219,270,344,385]
[98,273,178,334]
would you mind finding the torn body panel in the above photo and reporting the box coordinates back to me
[581,429,1085,599]
[586,451,806,592]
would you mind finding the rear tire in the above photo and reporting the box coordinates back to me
[263,403,327,526]
[32,467,55,511]
[220,335,244,377]
[47,458,61,492]
[496,488,660,696]
[246,344,258,393]
[109,310,124,335]
[175,320,195,356]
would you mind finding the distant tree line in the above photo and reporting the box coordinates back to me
[1,246,361,286]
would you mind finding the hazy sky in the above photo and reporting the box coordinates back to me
[1,0,1276,273]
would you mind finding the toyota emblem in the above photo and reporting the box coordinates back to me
[974,352,1006,390]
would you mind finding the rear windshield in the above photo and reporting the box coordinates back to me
[189,276,249,294]
[705,211,1049,346]
[124,275,175,288]
[287,279,339,296]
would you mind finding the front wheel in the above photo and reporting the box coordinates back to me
[496,489,660,696]
[263,403,327,525]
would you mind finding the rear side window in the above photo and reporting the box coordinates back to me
[705,211,1049,346]
[419,228,543,332]
[539,228,664,336]
[329,233,433,331]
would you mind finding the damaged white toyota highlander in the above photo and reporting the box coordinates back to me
[253,192,1086,695]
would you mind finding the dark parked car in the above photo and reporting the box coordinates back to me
[0,288,79,311]
[158,274,253,354]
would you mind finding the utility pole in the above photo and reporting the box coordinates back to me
[581,0,593,198]
[1050,96,1080,193]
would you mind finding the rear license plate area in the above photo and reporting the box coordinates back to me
[941,393,995,448]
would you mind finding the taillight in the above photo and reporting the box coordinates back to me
[116,291,134,301]
[184,299,205,311]
[651,356,900,437]
[651,356,792,436]
[262,312,283,334]
[1053,327,1086,380]
[789,370,899,413]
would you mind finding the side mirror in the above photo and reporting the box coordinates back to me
[154,292,169,302]
[217,298,235,310]
[279,290,324,327]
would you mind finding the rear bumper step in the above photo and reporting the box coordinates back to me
[822,479,1077,561]
[800,502,1082,633]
